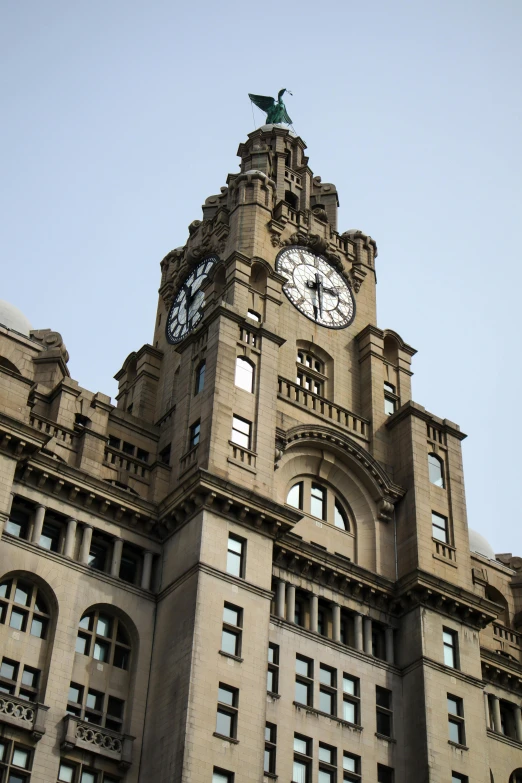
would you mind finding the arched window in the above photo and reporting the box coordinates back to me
[71,609,133,738]
[75,610,131,670]
[0,356,21,375]
[428,453,445,488]
[0,577,49,639]
[285,479,352,533]
[195,360,206,395]
[509,770,522,783]
[235,357,254,393]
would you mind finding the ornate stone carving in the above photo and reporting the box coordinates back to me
[31,330,69,363]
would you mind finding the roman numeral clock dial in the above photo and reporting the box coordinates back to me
[276,246,355,328]
[166,255,219,344]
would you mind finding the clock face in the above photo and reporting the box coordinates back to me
[276,246,355,329]
[166,255,219,344]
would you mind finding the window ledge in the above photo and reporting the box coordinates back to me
[267,691,280,699]
[448,740,468,751]
[263,773,278,780]
[486,728,522,748]
[292,702,363,731]
[375,733,396,743]
[218,651,243,663]
[213,732,239,744]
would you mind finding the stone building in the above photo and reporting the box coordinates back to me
[0,123,521,783]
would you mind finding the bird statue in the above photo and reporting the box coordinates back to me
[248,89,293,125]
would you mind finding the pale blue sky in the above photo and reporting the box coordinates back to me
[1,1,521,553]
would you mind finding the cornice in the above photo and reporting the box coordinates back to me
[0,411,50,460]
[157,468,302,541]
[385,401,466,441]
[402,655,485,688]
[481,647,522,693]
[158,560,273,603]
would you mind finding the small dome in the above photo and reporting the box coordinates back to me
[0,300,32,337]
[469,528,496,560]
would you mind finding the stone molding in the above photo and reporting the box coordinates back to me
[385,400,467,441]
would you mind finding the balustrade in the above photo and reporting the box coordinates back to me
[61,714,134,767]
[179,445,198,474]
[229,442,256,468]
[278,377,369,440]
[433,539,457,562]
[30,414,75,446]
[0,694,48,740]
[104,447,149,479]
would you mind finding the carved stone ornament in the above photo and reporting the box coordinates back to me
[30,330,69,363]
[377,497,394,522]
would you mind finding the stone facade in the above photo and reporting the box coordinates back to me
[0,124,521,783]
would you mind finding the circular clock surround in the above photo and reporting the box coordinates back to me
[276,246,355,329]
[166,255,219,344]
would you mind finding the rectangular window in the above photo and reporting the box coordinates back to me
[448,695,465,746]
[215,684,238,739]
[267,643,279,694]
[226,535,245,578]
[295,655,313,707]
[40,521,61,552]
[293,734,312,783]
[195,361,206,395]
[384,396,396,415]
[159,445,171,465]
[343,752,361,782]
[136,448,149,462]
[19,665,40,701]
[189,420,201,448]
[342,674,360,725]
[452,775,468,783]
[59,761,77,782]
[432,511,449,543]
[264,722,277,774]
[122,441,135,456]
[376,686,393,738]
[384,382,397,416]
[221,603,242,657]
[319,664,337,716]
[318,742,336,783]
[6,502,31,539]
[443,628,458,668]
[231,415,251,449]
[311,483,326,520]
[378,764,394,783]
[67,682,84,716]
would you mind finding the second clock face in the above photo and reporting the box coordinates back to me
[276,246,355,329]
[166,255,219,344]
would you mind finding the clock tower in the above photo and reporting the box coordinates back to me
[1,120,520,783]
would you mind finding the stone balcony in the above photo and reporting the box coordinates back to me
[0,694,48,740]
[61,714,134,769]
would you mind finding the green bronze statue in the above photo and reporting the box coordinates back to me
[248,89,293,125]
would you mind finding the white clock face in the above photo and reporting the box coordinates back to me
[166,255,219,344]
[276,246,355,328]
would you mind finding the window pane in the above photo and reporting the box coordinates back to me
[216,710,233,736]
[68,684,82,703]
[223,606,240,626]
[5,521,23,537]
[226,551,241,577]
[295,657,310,677]
[1,660,17,679]
[294,736,308,754]
[217,686,235,706]
[343,699,356,723]
[376,687,391,708]
[212,773,230,783]
[40,523,60,551]
[447,697,459,715]
[232,416,250,434]
[30,617,46,638]
[81,772,97,783]
[295,681,310,705]
[21,668,38,688]
[113,645,129,670]
[319,689,334,714]
[86,690,102,710]
[444,645,455,667]
[221,629,239,656]
[12,748,30,768]
[428,454,444,486]
[334,502,348,530]
[343,676,356,695]
[377,711,392,736]
[384,397,395,415]
[10,609,26,631]
[93,641,109,662]
[14,585,30,606]
[0,741,6,761]
[96,615,112,637]
[235,357,254,392]
[287,483,303,509]
[267,669,275,692]
[319,666,334,686]
[449,720,461,744]
[343,754,357,772]
[76,634,89,655]
[318,771,333,783]
[79,615,92,630]
[8,774,28,783]
[293,760,307,783]
[319,746,333,763]
[311,484,325,519]
[58,764,75,783]
[195,362,206,394]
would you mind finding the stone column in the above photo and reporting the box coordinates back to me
[491,695,502,733]
[275,580,286,618]
[385,628,395,664]
[141,551,154,591]
[310,594,318,633]
[483,692,490,730]
[110,538,124,578]
[286,583,296,623]
[354,614,363,651]
[31,505,46,544]
[514,704,522,743]
[79,525,93,565]
[363,616,373,654]
[332,604,341,643]
[64,518,77,558]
